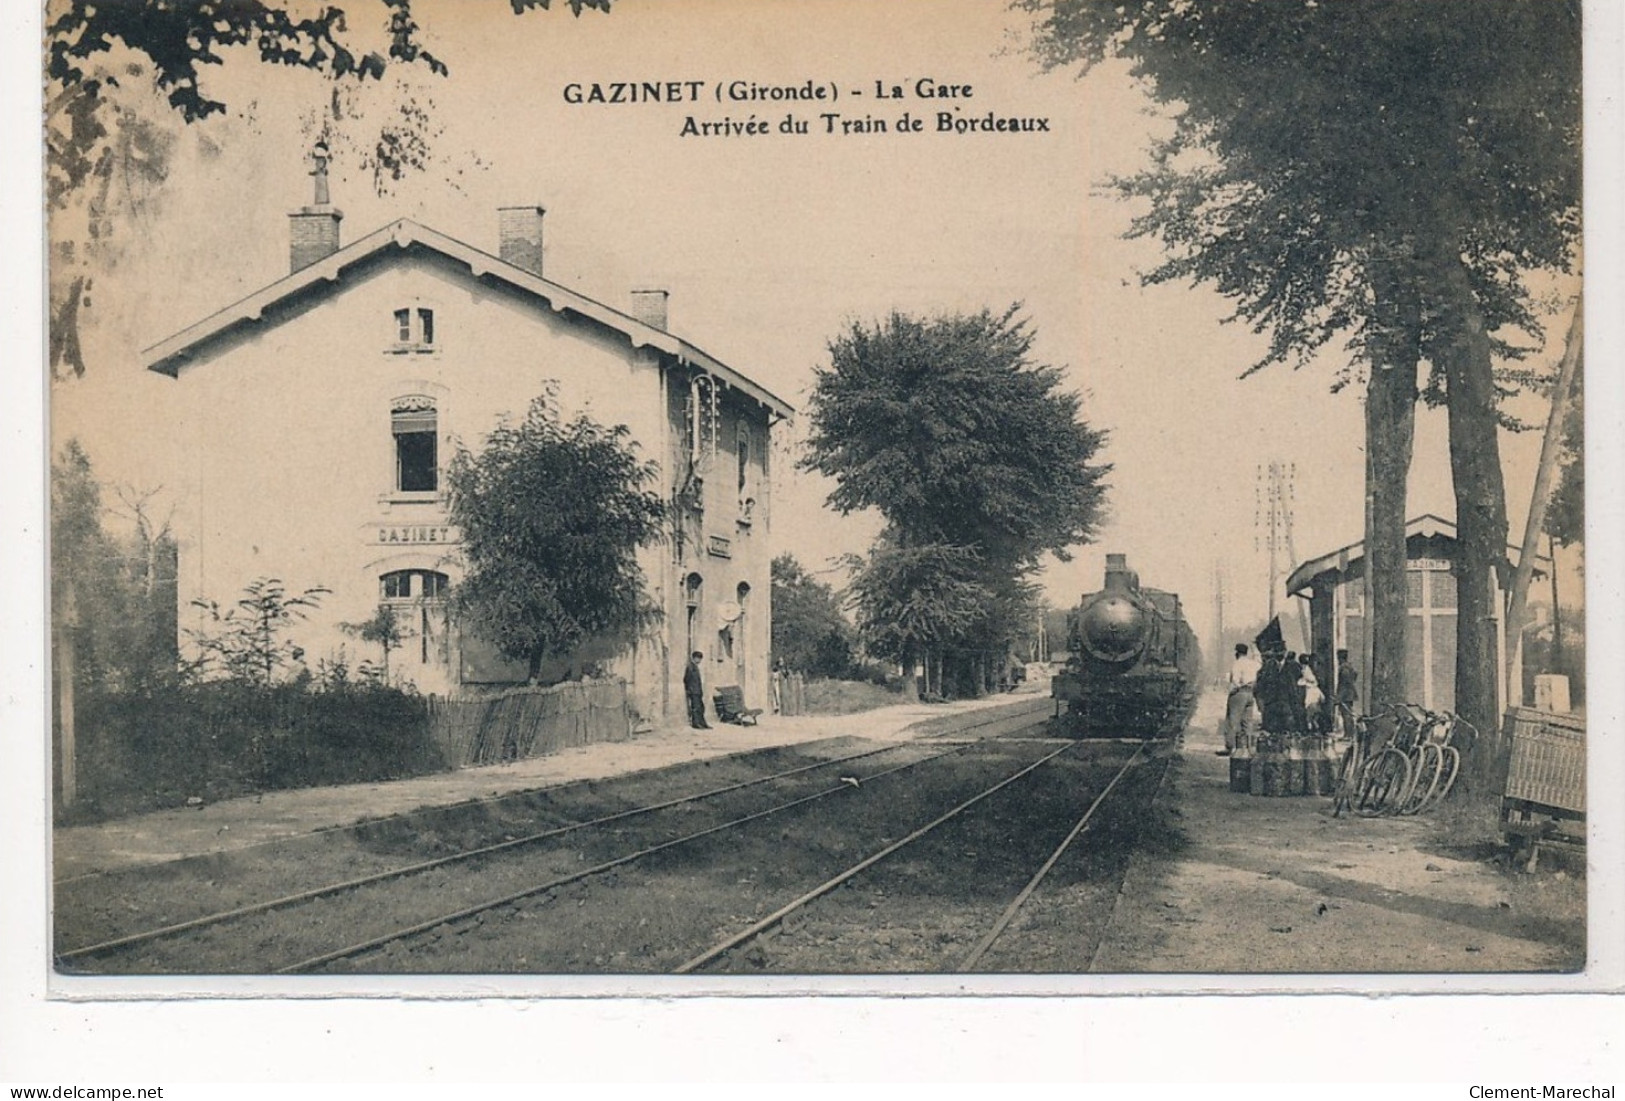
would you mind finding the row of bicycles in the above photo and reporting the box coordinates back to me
[1330,703,1477,818]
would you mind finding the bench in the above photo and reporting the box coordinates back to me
[713,685,763,726]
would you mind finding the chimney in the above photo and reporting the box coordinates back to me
[629,288,669,331]
[498,205,545,275]
[288,141,343,272]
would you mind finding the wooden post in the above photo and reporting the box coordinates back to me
[1504,298,1583,703]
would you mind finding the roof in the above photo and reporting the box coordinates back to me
[1285,513,1549,596]
[142,218,794,419]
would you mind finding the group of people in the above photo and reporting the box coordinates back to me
[1220,639,1360,755]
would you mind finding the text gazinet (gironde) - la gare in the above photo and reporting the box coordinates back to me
[1470,1088,1616,1098]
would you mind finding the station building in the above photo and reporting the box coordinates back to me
[145,167,792,720]
[1285,513,1548,714]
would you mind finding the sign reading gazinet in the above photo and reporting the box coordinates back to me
[375,525,457,545]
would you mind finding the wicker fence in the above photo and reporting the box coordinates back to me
[426,678,634,767]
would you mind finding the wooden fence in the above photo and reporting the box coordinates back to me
[774,670,807,716]
[427,678,634,767]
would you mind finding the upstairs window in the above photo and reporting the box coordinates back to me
[392,397,438,493]
[392,307,435,349]
[736,423,754,522]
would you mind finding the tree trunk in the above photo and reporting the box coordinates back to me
[1504,298,1582,700]
[1432,249,1511,759]
[1364,273,1421,712]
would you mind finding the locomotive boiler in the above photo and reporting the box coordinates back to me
[1051,554,1201,738]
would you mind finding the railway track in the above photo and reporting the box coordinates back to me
[680,743,1155,974]
[58,737,977,973]
[312,735,1157,974]
[60,697,1148,976]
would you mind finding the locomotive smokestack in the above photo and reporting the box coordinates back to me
[1104,553,1139,592]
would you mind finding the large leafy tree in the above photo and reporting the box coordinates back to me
[447,392,666,683]
[804,306,1110,568]
[804,306,1110,695]
[1021,0,1581,736]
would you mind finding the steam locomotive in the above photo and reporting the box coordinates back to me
[1051,554,1201,739]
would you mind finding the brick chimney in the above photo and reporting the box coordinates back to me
[629,288,669,331]
[288,142,343,272]
[498,205,545,275]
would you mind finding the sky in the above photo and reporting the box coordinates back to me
[49,0,1586,656]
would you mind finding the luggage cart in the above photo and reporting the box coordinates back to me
[1501,707,1585,872]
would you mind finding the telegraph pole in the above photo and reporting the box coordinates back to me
[1256,461,1295,623]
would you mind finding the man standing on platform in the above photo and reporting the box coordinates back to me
[685,650,711,729]
[1335,648,1360,733]
[1220,643,1260,756]
[1281,651,1309,733]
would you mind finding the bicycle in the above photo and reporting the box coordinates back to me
[1331,705,1421,817]
[1406,710,1476,812]
[1333,705,1407,817]
[1332,703,1476,817]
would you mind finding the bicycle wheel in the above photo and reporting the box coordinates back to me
[1357,748,1412,816]
[1427,745,1462,808]
[1400,744,1441,815]
[1332,745,1360,817]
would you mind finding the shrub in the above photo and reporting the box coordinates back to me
[63,678,443,824]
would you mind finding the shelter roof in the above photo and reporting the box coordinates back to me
[1285,514,1548,596]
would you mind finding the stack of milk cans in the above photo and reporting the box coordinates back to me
[1230,733,1339,796]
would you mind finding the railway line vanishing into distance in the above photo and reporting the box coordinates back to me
[56,697,1172,975]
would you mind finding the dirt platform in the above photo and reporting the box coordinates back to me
[1088,691,1584,974]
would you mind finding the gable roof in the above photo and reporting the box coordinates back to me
[1285,513,1548,596]
[142,218,794,419]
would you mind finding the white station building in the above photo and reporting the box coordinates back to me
[146,164,791,720]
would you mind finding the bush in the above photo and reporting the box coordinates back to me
[847,660,895,687]
[800,676,907,716]
[63,678,444,824]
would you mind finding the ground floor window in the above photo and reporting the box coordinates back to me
[380,569,451,665]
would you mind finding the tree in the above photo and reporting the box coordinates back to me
[802,306,1111,697]
[1020,1,1581,735]
[769,554,855,679]
[844,542,992,698]
[343,604,405,680]
[804,306,1109,570]
[189,578,331,686]
[446,391,666,682]
[52,441,181,695]
[1546,362,1584,550]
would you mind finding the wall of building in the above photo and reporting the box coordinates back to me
[166,248,734,713]
[661,372,775,717]
[1306,533,1466,712]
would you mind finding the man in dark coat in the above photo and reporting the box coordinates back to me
[1281,651,1309,732]
[1335,648,1360,733]
[684,650,710,729]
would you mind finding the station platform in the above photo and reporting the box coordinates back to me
[1089,691,1583,973]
